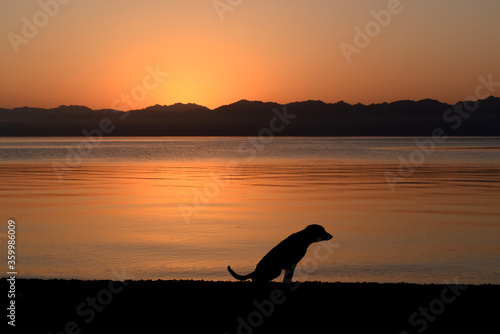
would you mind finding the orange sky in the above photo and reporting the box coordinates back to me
[1,0,499,110]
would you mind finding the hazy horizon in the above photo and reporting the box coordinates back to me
[2,95,500,112]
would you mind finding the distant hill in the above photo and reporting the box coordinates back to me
[0,97,499,136]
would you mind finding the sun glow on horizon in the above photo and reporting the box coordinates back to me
[0,0,499,109]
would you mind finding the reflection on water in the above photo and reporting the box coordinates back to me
[0,137,499,283]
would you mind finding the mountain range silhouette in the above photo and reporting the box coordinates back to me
[1,97,499,136]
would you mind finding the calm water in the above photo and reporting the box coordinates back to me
[1,137,499,284]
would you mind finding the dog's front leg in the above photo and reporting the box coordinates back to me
[283,265,296,283]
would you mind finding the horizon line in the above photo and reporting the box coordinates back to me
[2,96,499,113]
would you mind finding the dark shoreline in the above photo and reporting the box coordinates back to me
[3,278,499,333]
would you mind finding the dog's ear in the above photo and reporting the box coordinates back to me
[304,224,316,234]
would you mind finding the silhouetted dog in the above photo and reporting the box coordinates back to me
[228,224,332,283]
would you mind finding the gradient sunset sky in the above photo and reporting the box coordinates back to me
[1,0,499,110]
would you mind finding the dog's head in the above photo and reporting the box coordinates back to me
[304,224,333,242]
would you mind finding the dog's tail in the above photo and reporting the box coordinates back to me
[227,266,253,281]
